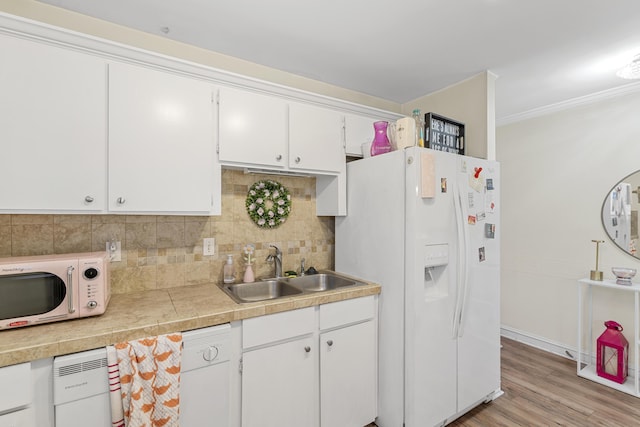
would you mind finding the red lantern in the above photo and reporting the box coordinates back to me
[596,320,629,384]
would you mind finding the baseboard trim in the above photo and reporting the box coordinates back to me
[500,325,637,380]
[500,326,577,361]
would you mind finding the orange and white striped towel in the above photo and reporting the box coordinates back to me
[107,333,183,427]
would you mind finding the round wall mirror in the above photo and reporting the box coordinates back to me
[601,170,640,259]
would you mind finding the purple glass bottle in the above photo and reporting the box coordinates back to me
[370,121,392,156]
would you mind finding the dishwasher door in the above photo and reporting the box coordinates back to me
[53,348,110,427]
[181,324,231,427]
[53,324,231,427]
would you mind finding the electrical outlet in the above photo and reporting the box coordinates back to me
[203,238,215,256]
[106,240,121,262]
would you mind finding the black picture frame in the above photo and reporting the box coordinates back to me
[424,113,465,155]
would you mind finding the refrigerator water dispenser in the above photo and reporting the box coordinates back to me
[423,244,449,301]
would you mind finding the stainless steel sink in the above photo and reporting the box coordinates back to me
[220,271,366,303]
[288,273,359,292]
[222,279,302,303]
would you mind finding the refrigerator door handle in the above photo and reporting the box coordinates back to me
[456,181,472,338]
[452,183,466,339]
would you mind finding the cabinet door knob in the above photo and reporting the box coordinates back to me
[327,340,333,347]
[295,156,301,163]
[84,196,94,203]
[276,154,282,161]
[304,346,311,353]
[116,197,126,205]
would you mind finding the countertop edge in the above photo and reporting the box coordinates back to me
[0,281,380,368]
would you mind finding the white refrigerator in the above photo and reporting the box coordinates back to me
[336,147,502,427]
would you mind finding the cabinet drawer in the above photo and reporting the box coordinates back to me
[0,408,32,427]
[243,307,316,349]
[0,362,31,413]
[320,295,376,330]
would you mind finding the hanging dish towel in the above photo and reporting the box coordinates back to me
[107,345,125,427]
[106,333,183,427]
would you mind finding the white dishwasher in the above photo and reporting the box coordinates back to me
[53,324,231,427]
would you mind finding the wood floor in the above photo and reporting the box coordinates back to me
[368,337,640,426]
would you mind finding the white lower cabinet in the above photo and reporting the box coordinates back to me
[239,296,377,427]
[320,321,376,427]
[242,335,318,427]
[0,358,53,427]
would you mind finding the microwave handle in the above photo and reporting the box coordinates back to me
[67,266,76,313]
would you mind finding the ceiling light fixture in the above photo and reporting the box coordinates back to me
[616,54,640,79]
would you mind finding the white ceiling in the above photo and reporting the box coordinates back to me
[37,0,640,123]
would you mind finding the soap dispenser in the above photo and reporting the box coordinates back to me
[223,254,235,284]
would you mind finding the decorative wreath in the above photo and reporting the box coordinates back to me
[246,180,292,228]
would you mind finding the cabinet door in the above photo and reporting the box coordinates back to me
[344,114,378,157]
[0,34,106,212]
[320,321,376,427]
[108,62,219,214]
[242,336,318,427]
[289,102,344,173]
[218,87,287,168]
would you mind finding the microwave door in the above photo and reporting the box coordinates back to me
[0,272,70,320]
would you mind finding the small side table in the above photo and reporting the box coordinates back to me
[577,278,640,397]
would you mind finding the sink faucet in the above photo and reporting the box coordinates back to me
[266,245,283,278]
[299,258,306,276]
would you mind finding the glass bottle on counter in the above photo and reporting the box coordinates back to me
[223,254,235,284]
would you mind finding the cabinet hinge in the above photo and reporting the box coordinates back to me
[239,357,243,375]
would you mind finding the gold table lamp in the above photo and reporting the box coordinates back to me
[590,239,604,281]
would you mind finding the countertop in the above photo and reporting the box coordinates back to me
[0,279,380,368]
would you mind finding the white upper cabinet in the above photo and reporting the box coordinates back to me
[108,62,220,214]
[218,87,345,174]
[218,86,288,168]
[0,34,107,212]
[0,14,402,216]
[289,102,344,173]
[344,114,379,157]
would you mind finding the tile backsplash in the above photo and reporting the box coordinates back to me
[0,169,335,294]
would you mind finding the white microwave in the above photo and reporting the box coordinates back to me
[0,252,110,330]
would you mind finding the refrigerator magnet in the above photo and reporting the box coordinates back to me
[485,193,496,213]
[485,223,496,238]
[468,215,476,225]
[441,178,447,193]
[469,174,484,193]
[420,152,436,198]
[479,247,486,262]
[486,178,494,190]
[477,212,486,222]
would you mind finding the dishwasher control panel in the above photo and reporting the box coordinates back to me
[182,324,231,371]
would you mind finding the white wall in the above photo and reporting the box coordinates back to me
[402,72,497,160]
[497,90,640,355]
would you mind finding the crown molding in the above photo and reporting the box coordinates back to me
[497,81,640,127]
[0,11,402,121]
